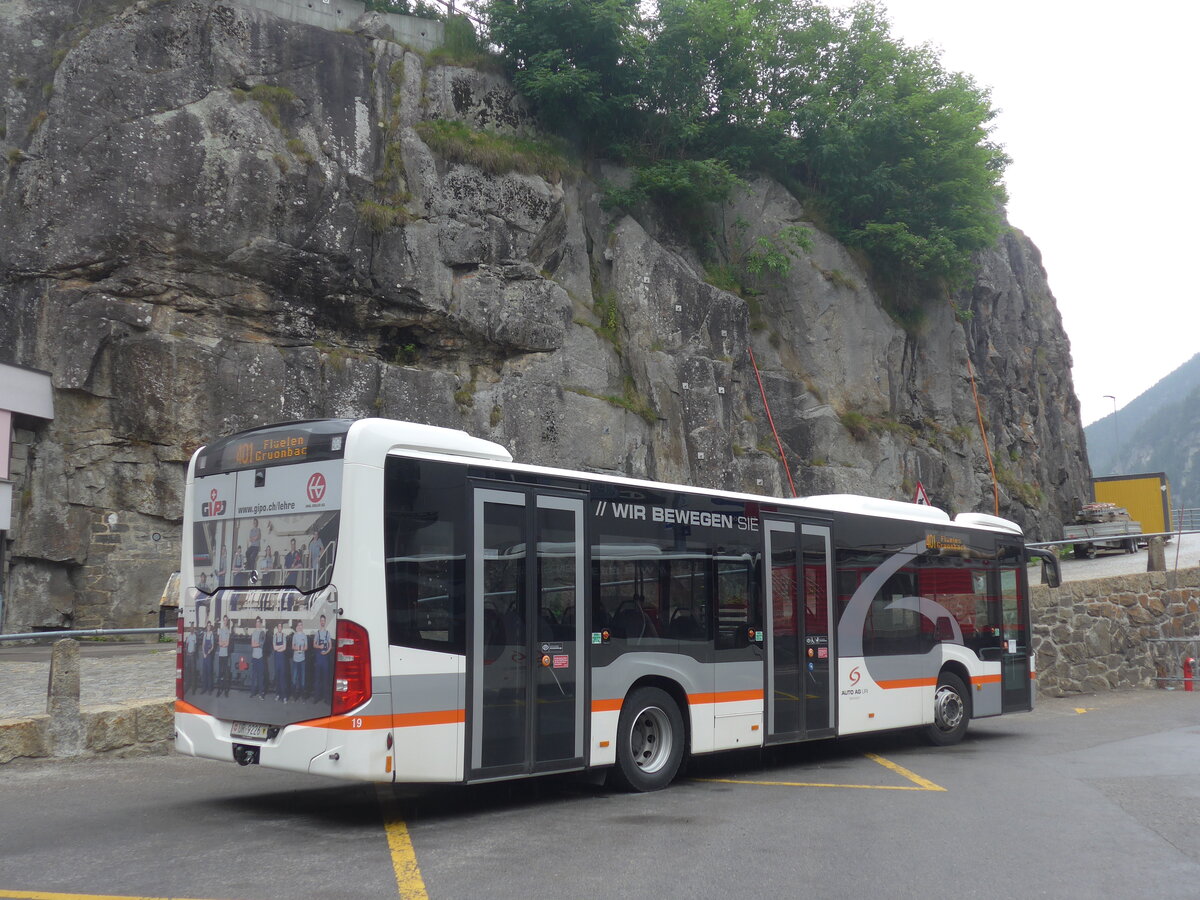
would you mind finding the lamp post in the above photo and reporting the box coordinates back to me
[1103,394,1119,470]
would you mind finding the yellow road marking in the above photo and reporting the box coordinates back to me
[1075,707,1096,714]
[0,891,225,900]
[696,752,946,792]
[376,786,430,900]
[864,752,947,791]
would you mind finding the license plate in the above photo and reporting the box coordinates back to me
[230,721,269,740]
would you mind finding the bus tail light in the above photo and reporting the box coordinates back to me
[333,618,371,715]
[175,615,185,700]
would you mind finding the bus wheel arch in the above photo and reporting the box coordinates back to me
[924,667,971,746]
[608,679,688,792]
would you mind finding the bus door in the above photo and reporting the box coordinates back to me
[999,547,1032,712]
[763,517,836,743]
[469,487,587,780]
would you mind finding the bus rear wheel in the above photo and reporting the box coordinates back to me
[609,686,685,792]
[924,672,970,746]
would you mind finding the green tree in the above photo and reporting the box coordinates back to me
[481,0,1008,311]
[485,0,648,146]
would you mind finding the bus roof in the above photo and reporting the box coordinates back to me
[355,419,1023,538]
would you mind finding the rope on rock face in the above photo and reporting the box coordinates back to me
[958,314,1000,517]
[748,345,798,498]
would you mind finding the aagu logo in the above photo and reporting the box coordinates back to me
[201,487,226,517]
[306,472,327,504]
[841,665,868,697]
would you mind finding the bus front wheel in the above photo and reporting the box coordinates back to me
[924,672,970,746]
[609,687,685,792]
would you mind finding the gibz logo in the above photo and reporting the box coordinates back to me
[201,487,226,517]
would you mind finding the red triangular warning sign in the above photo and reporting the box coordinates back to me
[914,481,931,505]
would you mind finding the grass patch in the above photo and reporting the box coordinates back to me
[358,199,411,232]
[838,410,917,443]
[592,293,621,346]
[947,424,973,444]
[233,84,297,130]
[565,379,657,425]
[839,411,871,442]
[415,118,569,181]
[996,465,1044,507]
[811,261,858,291]
[286,137,315,166]
[26,110,47,135]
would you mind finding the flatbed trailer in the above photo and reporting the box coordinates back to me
[1062,519,1141,558]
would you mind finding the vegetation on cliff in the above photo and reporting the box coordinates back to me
[481,0,1007,317]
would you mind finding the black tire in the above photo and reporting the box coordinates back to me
[608,686,686,792]
[924,671,970,746]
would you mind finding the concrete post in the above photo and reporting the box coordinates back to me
[46,638,83,757]
[1147,537,1167,572]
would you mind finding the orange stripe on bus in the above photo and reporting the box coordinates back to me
[876,677,937,690]
[688,689,764,705]
[592,690,764,714]
[175,700,206,715]
[392,709,465,728]
[300,710,465,730]
[971,674,1002,686]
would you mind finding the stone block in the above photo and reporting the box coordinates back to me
[0,715,51,764]
[84,703,139,753]
[135,700,176,744]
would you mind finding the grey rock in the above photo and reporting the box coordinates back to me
[0,0,1091,631]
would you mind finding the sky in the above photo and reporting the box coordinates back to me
[848,0,1199,427]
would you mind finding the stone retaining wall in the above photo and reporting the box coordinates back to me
[0,698,174,764]
[1032,566,1200,695]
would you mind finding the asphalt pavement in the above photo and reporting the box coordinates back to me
[2,690,1199,900]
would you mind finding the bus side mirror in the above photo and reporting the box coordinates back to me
[1029,548,1061,588]
[1041,561,1060,588]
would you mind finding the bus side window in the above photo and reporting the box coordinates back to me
[383,457,466,655]
[715,554,759,650]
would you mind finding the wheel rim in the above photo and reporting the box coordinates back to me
[933,684,964,732]
[628,705,674,774]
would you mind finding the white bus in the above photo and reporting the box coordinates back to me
[175,418,1060,791]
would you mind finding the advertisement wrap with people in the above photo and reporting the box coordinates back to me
[181,457,342,727]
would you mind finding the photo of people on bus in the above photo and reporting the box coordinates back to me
[181,607,338,720]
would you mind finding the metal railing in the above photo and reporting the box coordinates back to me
[1174,508,1200,531]
[1146,637,1200,688]
[0,627,174,643]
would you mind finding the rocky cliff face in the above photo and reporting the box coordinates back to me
[0,0,1091,630]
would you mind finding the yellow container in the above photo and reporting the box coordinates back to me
[1093,473,1172,535]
